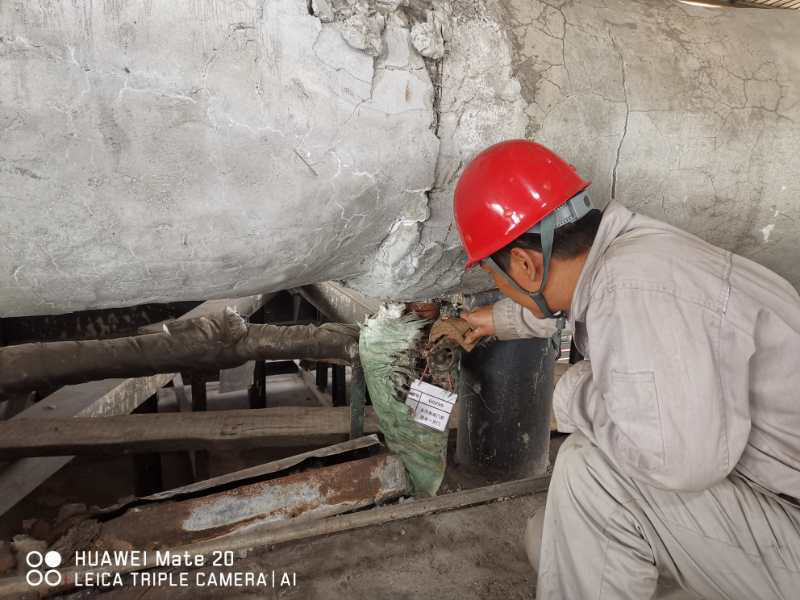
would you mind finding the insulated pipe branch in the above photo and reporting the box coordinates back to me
[0,309,359,396]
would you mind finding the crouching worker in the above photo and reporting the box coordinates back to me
[453,140,800,599]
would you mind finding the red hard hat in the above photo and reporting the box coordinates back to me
[454,140,590,267]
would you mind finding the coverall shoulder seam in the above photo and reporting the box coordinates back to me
[592,279,725,315]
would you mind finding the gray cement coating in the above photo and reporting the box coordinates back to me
[1,1,799,316]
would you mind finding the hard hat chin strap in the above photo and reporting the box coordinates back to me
[483,233,563,355]
[482,211,559,319]
[529,211,557,319]
[481,211,565,355]
[477,192,593,356]
[483,248,563,356]
[482,190,593,320]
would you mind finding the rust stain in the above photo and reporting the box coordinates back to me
[314,454,390,505]
[95,453,405,550]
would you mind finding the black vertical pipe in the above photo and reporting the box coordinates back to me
[456,338,555,480]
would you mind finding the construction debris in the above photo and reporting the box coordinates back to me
[50,519,102,563]
[9,535,46,575]
[359,304,453,497]
[0,541,14,576]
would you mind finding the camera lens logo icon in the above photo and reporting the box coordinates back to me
[26,551,63,587]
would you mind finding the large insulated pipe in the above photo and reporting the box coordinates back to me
[456,338,555,480]
[2,2,800,316]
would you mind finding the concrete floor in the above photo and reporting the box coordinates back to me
[1,370,553,599]
[65,493,545,600]
[1,368,697,600]
[3,448,549,600]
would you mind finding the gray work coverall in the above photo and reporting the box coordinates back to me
[492,201,800,599]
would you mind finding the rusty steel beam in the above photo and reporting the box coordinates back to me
[94,452,410,549]
[96,435,383,512]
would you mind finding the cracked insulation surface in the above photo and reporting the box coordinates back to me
[2,0,800,315]
[0,0,439,316]
[501,0,800,290]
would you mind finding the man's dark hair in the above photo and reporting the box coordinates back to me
[492,208,603,272]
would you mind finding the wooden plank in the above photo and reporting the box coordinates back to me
[0,407,377,458]
[0,404,459,458]
[0,295,268,517]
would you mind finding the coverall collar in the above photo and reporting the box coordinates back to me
[569,201,636,329]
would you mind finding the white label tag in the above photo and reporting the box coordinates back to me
[405,379,457,432]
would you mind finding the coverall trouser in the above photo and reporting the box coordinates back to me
[529,433,800,599]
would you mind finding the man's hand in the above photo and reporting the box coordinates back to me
[459,305,496,345]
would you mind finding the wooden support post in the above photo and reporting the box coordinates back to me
[315,362,329,391]
[292,293,302,322]
[190,374,207,413]
[332,365,347,407]
[1,392,34,421]
[250,360,267,409]
[191,374,210,480]
[161,373,196,488]
[133,395,162,496]
[248,303,268,410]
[349,366,366,439]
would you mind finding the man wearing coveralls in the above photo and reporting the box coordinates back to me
[454,140,800,599]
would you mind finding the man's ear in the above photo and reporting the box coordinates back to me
[509,247,543,291]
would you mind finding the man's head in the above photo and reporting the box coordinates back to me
[486,209,602,314]
[454,139,599,317]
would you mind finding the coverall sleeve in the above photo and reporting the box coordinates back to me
[553,287,750,492]
[492,297,559,340]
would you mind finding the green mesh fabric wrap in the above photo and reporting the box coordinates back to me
[359,307,449,497]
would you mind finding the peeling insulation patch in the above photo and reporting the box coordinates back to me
[359,304,448,497]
